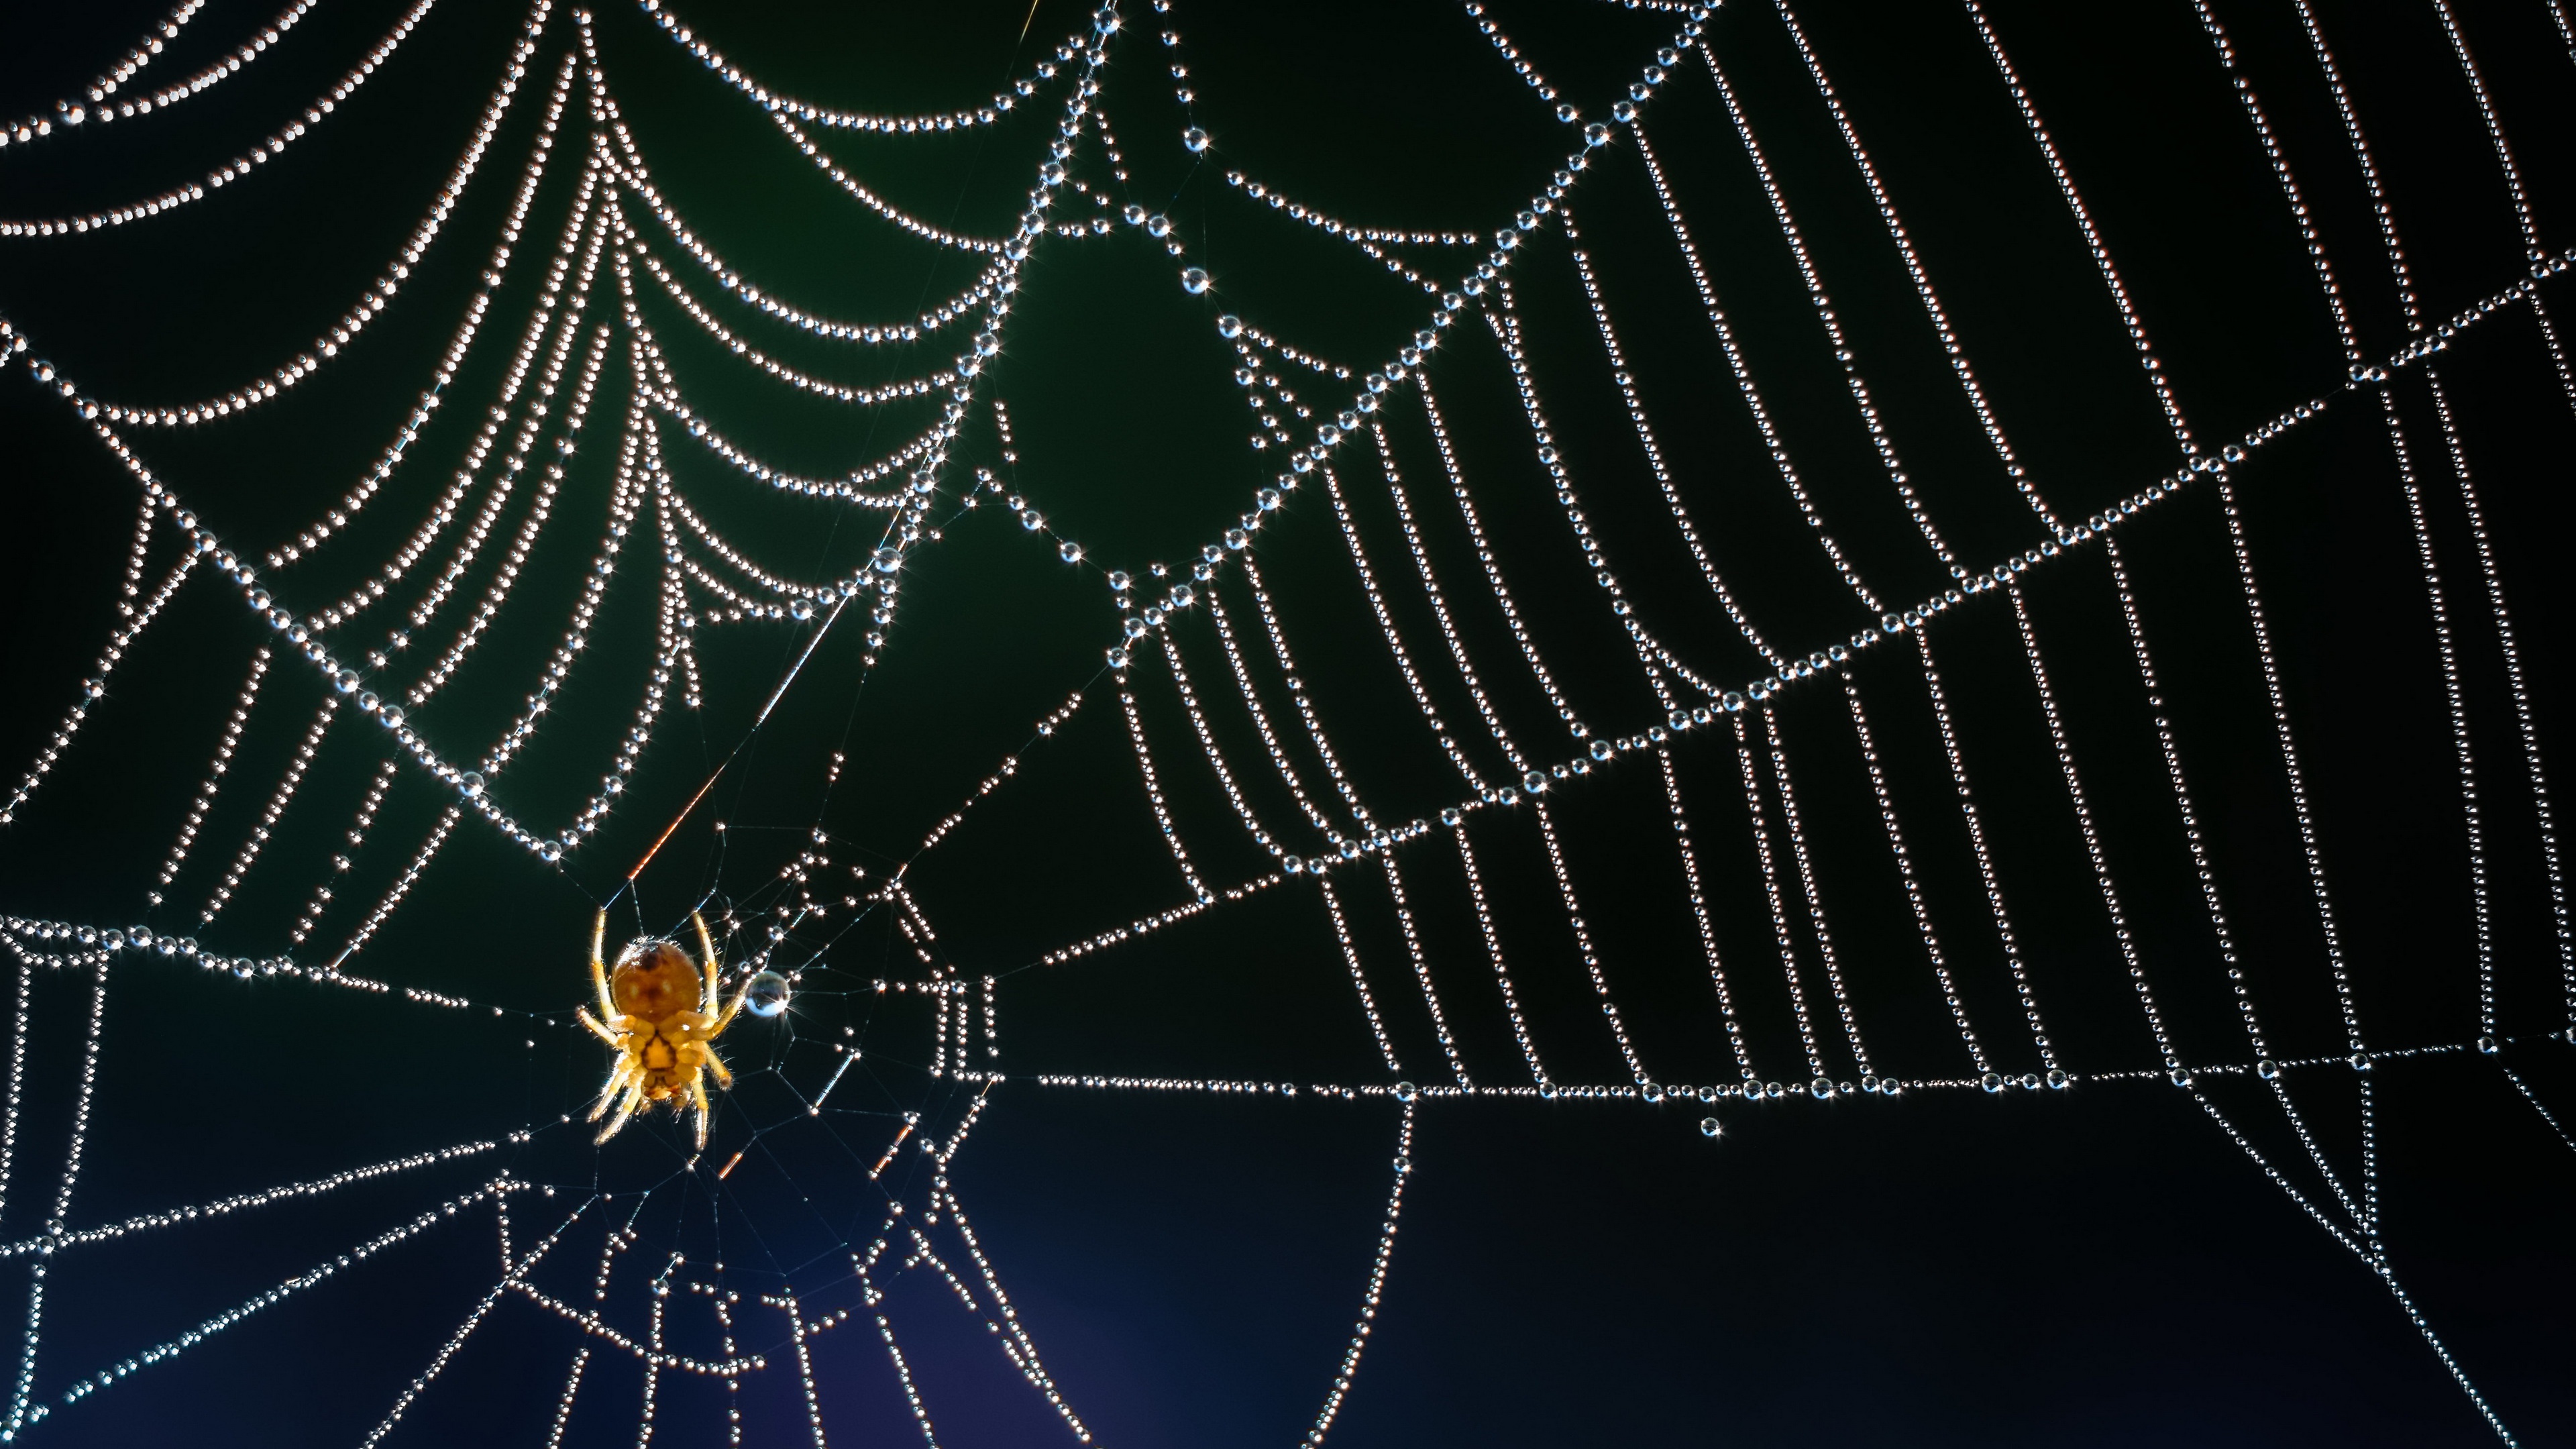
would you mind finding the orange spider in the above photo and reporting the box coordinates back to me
[578,908,749,1149]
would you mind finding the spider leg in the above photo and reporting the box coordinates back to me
[576,1007,621,1046]
[710,977,751,1038]
[704,1048,734,1091]
[591,910,616,1021]
[595,1077,647,1144]
[689,1074,713,1150]
[587,1057,634,1121]
[693,911,720,1016]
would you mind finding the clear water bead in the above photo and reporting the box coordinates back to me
[1181,127,1209,152]
[1059,541,1083,564]
[458,771,486,798]
[1589,739,1613,762]
[743,971,792,1018]
[1522,769,1548,794]
[1181,267,1211,294]
[537,841,562,863]
[1699,1117,1721,1138]
[790,598,816,621]
[1392,1081,1417,1103]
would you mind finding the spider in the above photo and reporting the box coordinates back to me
[578,908,749,1149]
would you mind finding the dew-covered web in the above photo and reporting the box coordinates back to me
[1,0,2573,1442]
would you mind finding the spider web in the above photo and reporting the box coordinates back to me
[0,0,2572,1442]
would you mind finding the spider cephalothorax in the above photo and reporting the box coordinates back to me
[578,909,749,1148]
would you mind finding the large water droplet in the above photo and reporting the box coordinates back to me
[743,971,792,1018]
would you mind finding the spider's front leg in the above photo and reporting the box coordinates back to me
[693,910,721,1018]
[576,1007,623,1046]
[689,1074,714,1151]
[590,910,616,1022]
[587,1056,635,1121]
[709,973,755,1039]
[595,1075,647,1144]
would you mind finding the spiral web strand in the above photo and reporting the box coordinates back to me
[1,0,2571,1442]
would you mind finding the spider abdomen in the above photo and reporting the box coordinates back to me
[610,940,700,1018]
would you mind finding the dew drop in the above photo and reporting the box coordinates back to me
[743,970,792,1018]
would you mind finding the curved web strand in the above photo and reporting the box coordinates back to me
[0,0,209,147]
[2,0,2571,1442]
[2289,0,2573,1032]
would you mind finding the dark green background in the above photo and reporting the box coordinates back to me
[2,0,2573,1444]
